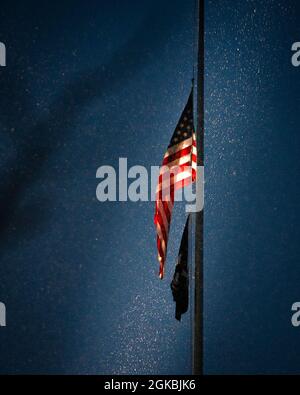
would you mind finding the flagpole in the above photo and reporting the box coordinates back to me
[193,0,204,376]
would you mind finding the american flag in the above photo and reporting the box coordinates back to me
[154,91,197,279]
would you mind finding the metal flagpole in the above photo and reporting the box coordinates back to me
[193,0,204,376]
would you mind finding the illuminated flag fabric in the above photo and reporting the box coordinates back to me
[154,91,197,279]
[171,215,190,321]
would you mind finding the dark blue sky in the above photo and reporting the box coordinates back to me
[205,0,300,374]
[0,0,300,375]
